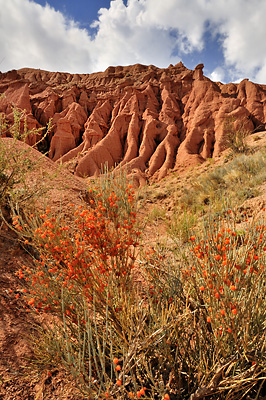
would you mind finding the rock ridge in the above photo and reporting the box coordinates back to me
[0,62,266,183]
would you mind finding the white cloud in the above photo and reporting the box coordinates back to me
[90,0,178,70]
[207,0,266,83]
[0,0,93,72]
[208,67,225,83]
[140,0,207,52]
[1,0,266,84]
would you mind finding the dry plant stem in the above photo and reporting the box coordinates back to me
[11,161,266,399]
[144,208,266,398]
[190,357,236,399]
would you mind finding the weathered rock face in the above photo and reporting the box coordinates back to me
[0,63,266,182]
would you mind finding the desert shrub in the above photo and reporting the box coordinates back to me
[0,111,37,217]
[223,115,251,154]
[145,209,266,399]
[14,173,152,398]
[148,206,167,222]
[14,167,266,399]
[0,107,52,222]
[180,150,266,216]
[0,139,38,215]
[169,207,197,242]
[15,174,140,312]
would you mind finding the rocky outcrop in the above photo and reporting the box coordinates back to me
[0,63,266,182]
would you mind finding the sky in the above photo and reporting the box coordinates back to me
[1,0,266,84]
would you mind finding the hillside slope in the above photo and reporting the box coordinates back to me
[1,128,266,399]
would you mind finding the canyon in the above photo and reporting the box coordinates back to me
[0,62,266,183]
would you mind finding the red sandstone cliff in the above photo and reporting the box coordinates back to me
[0,63,265,182]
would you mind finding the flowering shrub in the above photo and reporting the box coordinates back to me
[13,172,155,398]
[144,210,266,399]
[13,173,266,399]
[186,215,266,349]
[14,174,140,317]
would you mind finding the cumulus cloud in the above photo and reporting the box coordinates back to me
[208,67,225,83]
[93,0,266,83]
[217,2,266,83]
[90,0,178,71]
[1,0,266,84]
[0,0,93,72]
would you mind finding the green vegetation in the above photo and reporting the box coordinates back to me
[0,108,50,219]
[144,148,266,242]
[180,151,266,213]
[223,115,251,154]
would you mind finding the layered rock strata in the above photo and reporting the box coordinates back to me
[0,63,266,181]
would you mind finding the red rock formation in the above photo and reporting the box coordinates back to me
[0,63,265,182]
[0,79,40,145]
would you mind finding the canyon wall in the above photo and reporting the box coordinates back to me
[0,63,266,182]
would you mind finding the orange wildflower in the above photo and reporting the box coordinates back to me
[137,389,146,398]
[139,388,146,396]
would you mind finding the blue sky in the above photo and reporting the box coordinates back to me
[33,0,112,29]
[1,0,266,84]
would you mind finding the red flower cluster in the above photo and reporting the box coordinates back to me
[16,184,141,317]
[185,218,266,338]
